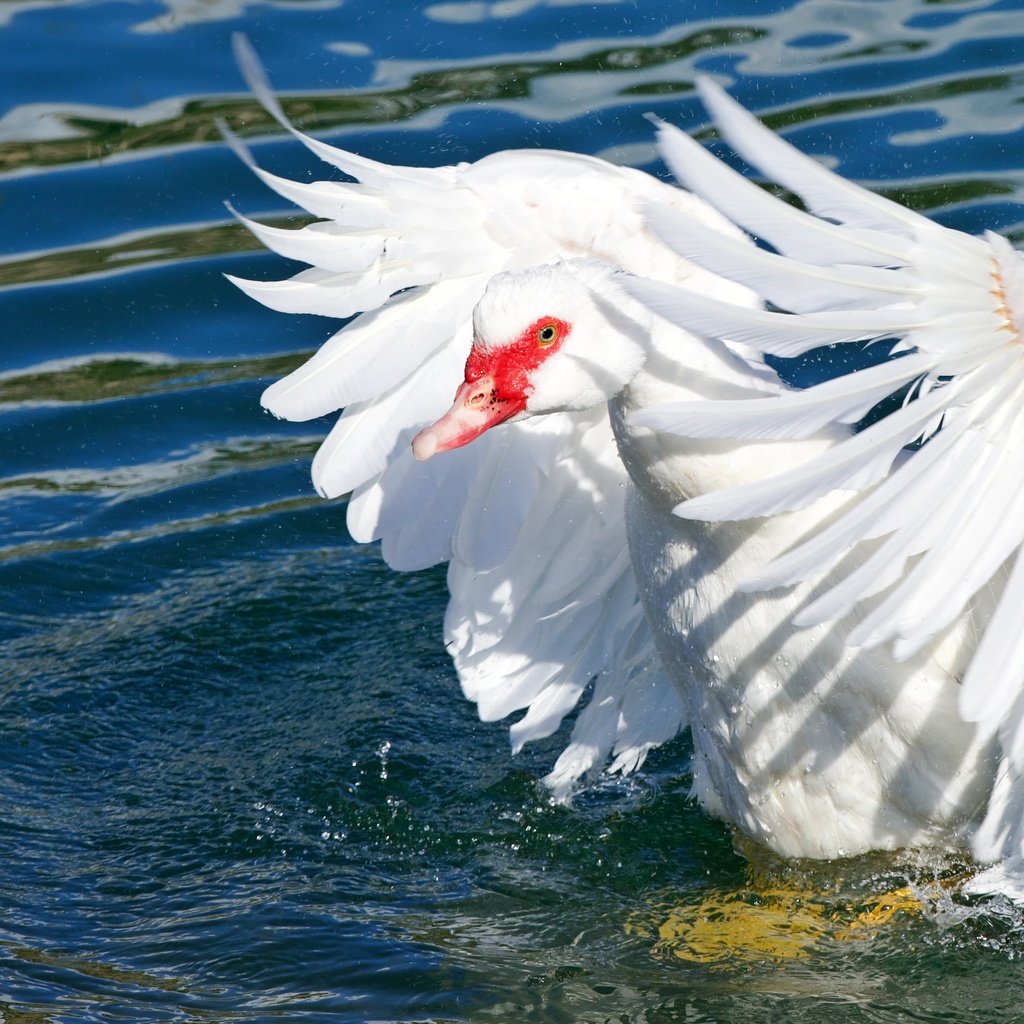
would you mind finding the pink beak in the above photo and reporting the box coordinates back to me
[412,376,523,461]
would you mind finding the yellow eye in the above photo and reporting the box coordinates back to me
[537,323,559,347]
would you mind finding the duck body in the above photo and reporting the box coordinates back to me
[617,426,994,858]
[607,287,993,859]
[229,40,1016,868]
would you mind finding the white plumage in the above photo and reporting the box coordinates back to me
[230,38,1024,876]
[228,35,740,797]
[628,80,1024,868]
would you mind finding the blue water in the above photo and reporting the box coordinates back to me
[4,1,1024,1021]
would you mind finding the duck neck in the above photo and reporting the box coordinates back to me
[607,314,781,509]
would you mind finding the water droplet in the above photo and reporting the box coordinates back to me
[377,739,392,780]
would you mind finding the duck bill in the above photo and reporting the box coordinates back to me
[412,377,523,461]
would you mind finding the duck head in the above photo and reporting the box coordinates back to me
[412,260,647,460]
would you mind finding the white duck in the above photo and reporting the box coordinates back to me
[229,38,1017,869]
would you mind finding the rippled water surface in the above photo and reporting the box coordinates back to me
[5,1,1024,1021]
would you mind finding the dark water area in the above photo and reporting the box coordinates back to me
[4,1,1024,1021]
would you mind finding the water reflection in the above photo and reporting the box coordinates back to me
[1,2,1020,197]
[0,0,343,32]
[0,24,763,175]
[425,0,626,23]
[0,352,307,405]
[0,220,285,289]
[131,0,342,35]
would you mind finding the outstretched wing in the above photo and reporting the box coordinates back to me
[228,36,687,794]
[628,78,1024,860]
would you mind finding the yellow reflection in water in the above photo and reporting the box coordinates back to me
[628,842,972,965]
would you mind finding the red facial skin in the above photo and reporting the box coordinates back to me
[412,316,571,461]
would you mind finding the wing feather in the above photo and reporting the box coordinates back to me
[232,33,449,191]
[654,119,911,267]
[631,350,937,441]
[673,374,972,521]
[227,204,395,273]
[792,426,988,629]
[649,203,919,314]
[695,78,934,236]
[262,278,484,420]
[644,80,1024,864]
[227,262,438,319]
[230,41,712,793]
[744,420,970,592]
[625,275,923,359]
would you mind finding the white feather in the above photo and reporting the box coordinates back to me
[227,262,438,319]
[959,552,1024,737]
[655,119,911,267]
[227,204,394,273]
[632,350,936,441]
[228,41,757,793]
[654,77,1024,874]
[262,278,482,420]
[625,275,922,359]
[696,78,933,236]
[746,421,970,592]
[650,202,919,314]
[674,376,963,522]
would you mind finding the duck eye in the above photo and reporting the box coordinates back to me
[537,323,559,348]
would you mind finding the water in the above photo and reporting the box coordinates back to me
[3,1,1024,1020]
